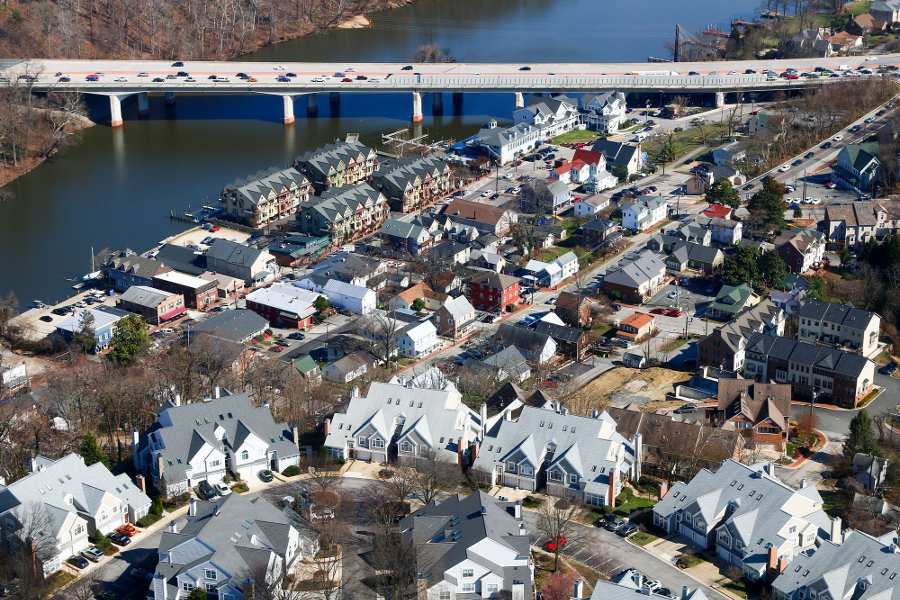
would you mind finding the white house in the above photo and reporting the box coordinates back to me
[513,97,580,137]
[622,197,668,232]
[554,251,579,281]
[573,194,610,218]
[703,216,743,246]
[322,279,376,314]
[134,391,301,497]
[0,454,151,575]
[396,320,440,359]
[470,121,543,164]
[581,91,628,132]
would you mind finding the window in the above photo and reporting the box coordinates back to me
[241,450,249,460]
[440,593,451,600]
[400,441,412,453]
[462,569,473,578]
[182,583,194,592]
[569,473,578,484]
[373,438,384,449]
[99,511,109,522]
[549,470,563,482]
[461,583,475,593]
[789,526,797,535]
[74,524,84,536]
[520,464,534,476]
[486,583,499,593]
[205,570,217,580]
[507,461,517,473]
[112,505,118,514]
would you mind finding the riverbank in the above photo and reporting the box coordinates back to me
[0,110,95,188]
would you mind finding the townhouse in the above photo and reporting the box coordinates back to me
[822,202,894,251]
[581,90,628,132]
[149,494,317,600]
[117,286,186,325]
[743,333,876,408]
[513,96,579,137]
[293,141,376,193]
[440,199,518,236]
[245,283,322,329]
[0,454,151,575]
[434,295,478,340]
[133,391,301,497]
[590,139,643,175]
[798,300,881,358]
[653,460,834,582]
[399,492,534,600]
[152,272,218,310]
[469,272,520,313]
[622,197,669,232]
[707,283,760,321]
[576,217,620,249]
[712,378,792,448]
[533,321,589,360]
[494,323,557,364]
[323,379,482,466]
[775,227,827,274]
[295,183,390,244]
[104,249,172,292]
[380,218,436,256]
[204,240,279,285]
[698,299,785,371]
[772,528,900,600]
[602,252,667,304]
[56,306,132,353]
[473,405,637,508]
[369,155,452,213]
[834,142,882,192]
[219,165,311,227]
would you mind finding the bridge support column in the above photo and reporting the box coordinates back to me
[432,92,444,114]
[330,92,341,105]
[306,93,318,116]
[109,95,123,127]
[164,91,176,106]
[283,95,295,125]
[411,92,423,123]
[715,92,725,108]
[514,92,524,109]
[137,92,150,117]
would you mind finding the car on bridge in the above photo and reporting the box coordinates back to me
[185,77,197,82]
[311,77,325,83]
[172,61,184,67]
[59,76,70,82]
[86,75,99,81]
[341,78,353,82]
[273,65,285,70]
[286,72,297,77]
[519,66,531,71]
[138,72,149,77]
[402,65,413,70]
[276,76,290,82]
[152,77,164,82]
[248,77,258,82]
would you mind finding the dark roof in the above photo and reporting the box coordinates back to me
[606,407,743,457]
[471,271,519,290]
[580,218,617,232]
[155,244,206,276]
[589,139,639,168]
[484,382,553,419]
[798,299,878,330]
[494,323,553,353]
[105,250,170,280]
[191,309,270,342]
[206,240,265,269]
[716,379,792,429]
[430,240,469,260]
[533,321,585,344]
[746,333,872,378]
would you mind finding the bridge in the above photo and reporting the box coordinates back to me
[7,55,898,126]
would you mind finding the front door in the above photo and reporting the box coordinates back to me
[347,441,355,460]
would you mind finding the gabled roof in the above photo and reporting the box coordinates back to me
[494,323,553,353]
[381,218,429,240]
[533,321,585,344]
[442,295,476,321]
[105,250,170,280]
[798,299,879,331]
[471,271,519,290]
[603,252,666,289]
[323,279,373,300]
[620,312,655,330]
[590,139,639,167]
[745,333,873,378]
[119,285,174,308]
[440,199,510,227]
[702,204,733,219]
[190,309,269,342]
[717,378,792,429]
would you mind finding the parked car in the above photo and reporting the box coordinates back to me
[130,568,153,580]
[650,308,666,315]
[68,555,90,569]
[259,469,274,482]
[288,332,305,340]
[605,519,628,532]
[215,482,232,496]
[39,315,53,322]
[618,523,640,537]
[879,361,898,375]
[597,513,618,527]
[81,546,104,563]
[108,531,131,547]
[197,480,216,500]
[674,403,697,414]
[116,524,137,537]
[270,345,283,353]
[665,309,682,317]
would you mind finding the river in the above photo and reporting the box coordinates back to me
[0,0,762,305]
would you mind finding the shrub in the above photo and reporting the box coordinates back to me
[623,487,635,500]
[93,531,111,551]
[137,513,162,528]
[506,304,516,312]
[600,505,615,515]
[616,491,628,504]
[232,471,242,481]
[282,465,302,477]
[224,473,232,484]
[150,496,164,516]
[232,483,249,493]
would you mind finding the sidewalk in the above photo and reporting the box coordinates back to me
[641,535,746,600]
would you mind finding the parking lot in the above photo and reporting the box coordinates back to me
[645,278,716,320]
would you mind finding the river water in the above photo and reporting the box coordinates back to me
[0,0,762,304]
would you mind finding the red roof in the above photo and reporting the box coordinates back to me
[702,204,733,219]
[572,149,603,166]
[554,159,587,176]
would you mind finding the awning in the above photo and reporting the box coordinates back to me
[160,306,187,321]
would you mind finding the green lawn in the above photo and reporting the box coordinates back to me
[532,247,569,262]
[819,490,852,520]
[874,351,895,366]
[591,322,614,337]
[631,531,660,546]
[552,130,604,145]
[661,337,690,352]
[612,496,657,518]
[722,580,749,599]
[858,387,883,408]
[647,121,730,168]
[845,0,872,15]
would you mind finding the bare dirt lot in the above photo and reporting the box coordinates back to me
[581,366,690,409]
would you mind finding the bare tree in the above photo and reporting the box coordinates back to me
[65,569,105,600]
[355,310,403,364]
[536,497,585,572]
[407,452,462,505]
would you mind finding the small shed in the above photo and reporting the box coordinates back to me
[623,351,646,369]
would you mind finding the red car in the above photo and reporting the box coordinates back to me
[788,74,799,80]
[574,142,587,149]
[116,524,137,537]
[546,536,567,551]
[513,160,523,167]
[209,225,220,232]
[750,110,760,115]
[666,309,682,317]
[341,78,353,82]
[270,346,283,353]
[650,308,666,315]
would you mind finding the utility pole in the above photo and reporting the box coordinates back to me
[802,169,808,205]
[674,24,681,63]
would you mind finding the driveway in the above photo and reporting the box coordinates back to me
[523,511,726,600]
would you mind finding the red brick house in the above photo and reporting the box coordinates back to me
[709,378,792,449]
[469,272,520,313]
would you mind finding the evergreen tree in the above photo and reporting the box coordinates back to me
[72,310,97,354]
[747,188,786,232]
[80,432,110,469]
[839,246,853,266]
[108,315,151,367]
[722,245,761,287]
[843,409,879,460]
[186,587,208,600]
[758,251,788,289]
[706,178,742,209]
[793,207,803,219]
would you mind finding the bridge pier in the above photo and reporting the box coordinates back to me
[329,92,340,105]
[137,92,150,117]
[432,92,443,114]
[164,91,176,106]
[283,95,295,125]
[411,92,423,123]
[306,93,318,116]
[514,92,524,109]
[715,92,725,108]
[109,95,123,127]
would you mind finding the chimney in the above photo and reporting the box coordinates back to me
[636,573,644,588]
[830,516,842,543]
[132,428,141,469]
[469,440,480,463]
[174,393,181,407]
[189,498,197,517]
[397,376,405,386]
[136,474,147,494]
[607,467,617,508]
[480,402,487,432]
[323,418,331,438]
[573,579,585,598]
[518,522,527,536]
[457,438,465,468]
[242,579,255,600]
[766,545,778,575]
[28,457,37,473]
[214,385,221,400]
[168,520,177,533]
[505,409,514,421]
[351,385,360,398]
[406,380,414,389]
[561,407,569,416]
[681,586,690,600]
[658,481,669,500]
[591,408,599,418]
[513,500,522,519]
[480,505,487,516]
[291,424,300,449]
[799,479,808,489]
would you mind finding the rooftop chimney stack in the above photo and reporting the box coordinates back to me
[831,516,842,544]
[214,385,221,399]
[174,393,181,407]
[681,586,690,600]
[573,579,585,598]
[168,521,177,533]
[189,498,197,517]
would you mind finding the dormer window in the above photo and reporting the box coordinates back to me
[241,450,249,460]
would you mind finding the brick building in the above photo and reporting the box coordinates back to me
[469,272,520,313]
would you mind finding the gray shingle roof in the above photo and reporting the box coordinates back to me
[205,239,265,269]
[190,309,269,343]
[119,286,173,308]
[798,299,879,331]
[105,250,169,280]
[746,333,872,378]
[533,321,585,344]
[604,252,666,288]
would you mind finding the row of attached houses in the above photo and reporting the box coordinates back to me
[369,155,453,213]
[797,300,881,358]
[219,166,311,228]
[822,201,898,252]
[293,141,377,194]
[775,227,827,274]
[653,460,835,583]
[295,182,390,244]
[698,298,785,372]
